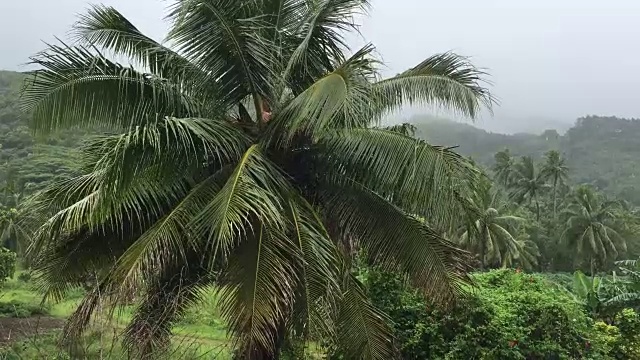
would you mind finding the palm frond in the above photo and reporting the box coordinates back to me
[372,52,494,120]
[333,274,395,360]
[122,254,212,357]
[103,167,232,298]
[287,197,341,342]
[167,0,279,108]
[267,44,378,145]
[79,117,250,195]
[22,43,203,133]
[216,223,300,358]
[316,128,480,230]
[282,0,371,93]
[320,178,472,303]
[606,292,640,306]
[191,145,292,263]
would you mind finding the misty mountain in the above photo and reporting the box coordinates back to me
[413,115,640,204]
[475,115,573,135]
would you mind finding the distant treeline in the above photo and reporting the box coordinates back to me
[414,115,640,204]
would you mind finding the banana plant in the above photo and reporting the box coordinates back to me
[572,270,607,318]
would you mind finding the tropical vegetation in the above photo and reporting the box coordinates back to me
[16,1,495,358]
[0,1,639,359]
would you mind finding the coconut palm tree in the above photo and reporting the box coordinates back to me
[0,180,32,256]
[500,233,540,271]
[492,148,514,187]
[20,1,493,358]
[510,156,547,221]
[541,150,569,219]
[458,179,524,269]
[561,186,626,274]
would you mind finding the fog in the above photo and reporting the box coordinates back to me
[2,0,639,133]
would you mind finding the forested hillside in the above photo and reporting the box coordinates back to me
[0,71,76,193]
[414,115,640,203]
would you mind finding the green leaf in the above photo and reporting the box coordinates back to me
[372,52,494,120]
[216,223,300,357]
[334,274,395,360]
[320,179,472,303]
[22,43,201,133]
[317,128,479,230]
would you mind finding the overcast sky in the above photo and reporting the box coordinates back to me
[2,0,639,132]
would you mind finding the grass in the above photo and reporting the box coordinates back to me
[0,272,234,359]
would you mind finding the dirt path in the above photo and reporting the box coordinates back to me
[0,316,65,344]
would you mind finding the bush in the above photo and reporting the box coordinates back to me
[0,247,16,284]
[0,300,49,318]
[611,308,640,359]
[363,269,610,360]
[17,270,32,283]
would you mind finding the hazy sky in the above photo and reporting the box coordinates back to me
[2,0,640,132]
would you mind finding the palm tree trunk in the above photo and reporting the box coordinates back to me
[479,229,486,270]
[535,196,541,222]
[553,178,558,220]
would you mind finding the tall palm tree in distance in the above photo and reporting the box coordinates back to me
[541,150,569,219]
[20,1,493,358]
[510,156,547,221]
[561,186,626,275]
[492,148,514,187]
[458,178,524,269]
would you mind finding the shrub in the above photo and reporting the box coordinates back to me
[0,247,16,284]
[612,308,640,359]
[17,270,32,283]
[0,300,49,318]
[363,269,610,360]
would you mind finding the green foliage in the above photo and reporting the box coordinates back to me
[562,186,628,272]
[591,309,640,359]
[0,247,16,284]
[20,1,493,358]
[456,178,532,269]
[0,71,78,194]
[0,300,49,318]
[572,271,608,318]
[365,268,606,360]
[414,115,640,205]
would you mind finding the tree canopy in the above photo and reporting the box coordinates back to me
[18,1,493,358]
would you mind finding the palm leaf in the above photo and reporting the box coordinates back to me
[216,223,300,357]
[267,44,378,145]
[320,178,472,303]
[79,117,250,194]
[167,0,279,108]
[74,5,199,79]
[191,145,292,263]
[122,252,212,357]
[316,128,480,230]
[372,52,494,120]
[22,43,201,133]
[333,274,395,360]
[287,197,341,343]
[282,0,370,94]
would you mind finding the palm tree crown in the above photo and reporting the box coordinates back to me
[458,179,525,269]
[21,1,493,358]
[492,148,514,187]
[541,150,569,219]
[510,156,547,221]
[561,186,626,274]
